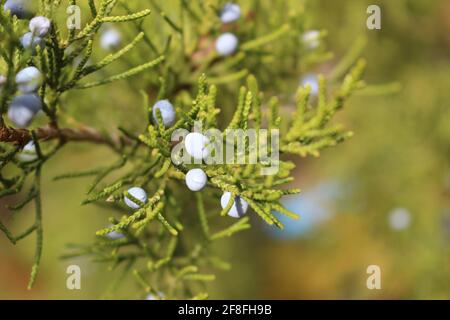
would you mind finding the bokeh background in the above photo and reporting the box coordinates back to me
[1,0,449,299]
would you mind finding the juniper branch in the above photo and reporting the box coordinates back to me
[0,123,128,148]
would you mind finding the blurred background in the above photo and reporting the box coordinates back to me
[1,0,449,299]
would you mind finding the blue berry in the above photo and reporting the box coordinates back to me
[20,32,45,54]
[146,292,164,300]
[106,230,125,240]
[17,141,37,162]
[100,28,122,51]
[388,207,412,231]
[185,168,207,191]
[29,16,51,37]
[301,30,321,49]
[215,33,238,56]
[124,187,148,209]
[7,93,42,128]
[220,192,248,218]
[220,3,241,24]
[300,74,319,96]
[3,0,33,19]
[152,100,176,128]
[15,66,43,93]
[185,132,210,160]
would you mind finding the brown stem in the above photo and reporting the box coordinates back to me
[0,124,125,148]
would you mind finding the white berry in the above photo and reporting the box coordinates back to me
[221,192,248,218]
[124,187,148,209]
[8,106,34,128]
[146,292,164,300]
[100,28,121,51]
[106,230,125,240]
[300,74,319,96]
[29,16,51,37]
[152,99,176,127]
[388,208,411,231]
[220,3,241,24]
[301,30,321,49]
[3,0,32,19]
[185,132,210,160]
[8,93,42,128]
[20,32,45,53]
[15,66,43,93]
[215,33,238,56]
[185,168,207,191]
[17,141,37,162]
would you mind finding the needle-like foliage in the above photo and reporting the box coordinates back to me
[0,0,368,298]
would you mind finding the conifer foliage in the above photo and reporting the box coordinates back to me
[0,0,366,298]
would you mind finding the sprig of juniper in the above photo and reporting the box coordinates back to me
[0,0,368,297]
[0,0,163,289]
[62,60,366,298]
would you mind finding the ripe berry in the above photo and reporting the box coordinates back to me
[124,187,148,209]
[146,292,164,300]
[215,33,238,56]
[388,207,411,231]
[29,16,51,37]
[106,230,125,240]
[185,132,210,160]
[220,192,248,218]
[300,74,319,96]
[7,93,42,128]
[20,32,45,53]
[100,28,122,51]
[152,99,176,127]
[220,3,241,24]
[15,66,43,93]
[301,30,321,49]
[3,0,33,19]
[185,168,207,191]
[17,141,37,162]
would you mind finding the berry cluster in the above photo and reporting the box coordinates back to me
[0,0,367,297]
[126,96,248,218]
[215,3,241,56]
[122,2,252,223]
[2,3,52,129]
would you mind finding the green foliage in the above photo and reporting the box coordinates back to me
[0,0,367,298]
